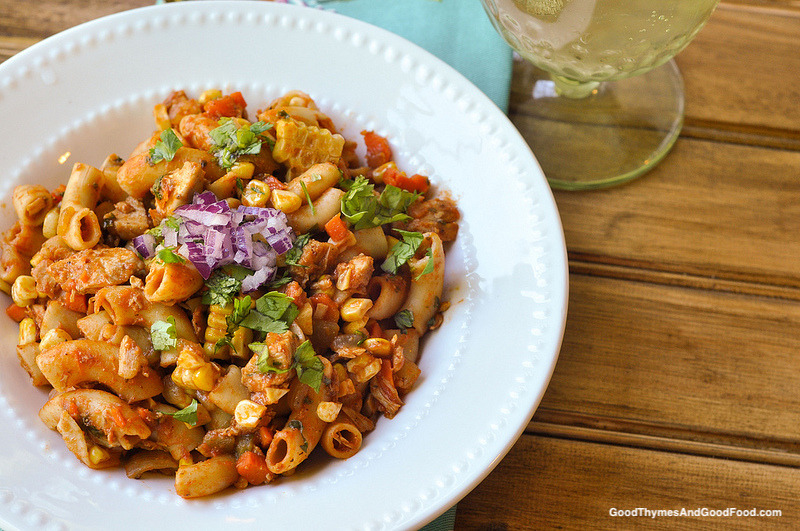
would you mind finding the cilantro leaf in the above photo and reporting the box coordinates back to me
[253,343,292,374]
[239,292,299,334]
[156,248,185,264]
[294,340,323,391]
[283,232,311,267]
[209,118,273,170]
[165,399,199,426]
[415,247,435,280]
[340,176,418,230]
[149,128,183,164]
[150,316,177,351]
[227,295,252,334]
[381,229,424,274]
[202,270,243,307]
[251,340,323,392]
[394,309,414,332]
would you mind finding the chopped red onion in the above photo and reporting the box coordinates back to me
[132,233,156,259]
[145,192,296,287]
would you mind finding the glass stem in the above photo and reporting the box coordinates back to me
[551,74,601,99]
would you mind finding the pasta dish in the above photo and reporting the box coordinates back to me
[0,89,459,498]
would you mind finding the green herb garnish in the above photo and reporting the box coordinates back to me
[239,292,299,334]
[149,128,182,164]
[381,229,424,274]
[394,309,414,332]
[340,176,418,230]
[283,232,311,267]
[202,270,243,307]
[165,399,199,426]
[150,316,177,351]
[209,118,273,170]
[156,248,185,264]
[253,340,323,392]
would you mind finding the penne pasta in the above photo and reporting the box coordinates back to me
[319,412,363,459]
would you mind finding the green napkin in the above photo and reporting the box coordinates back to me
[293,0,513,111]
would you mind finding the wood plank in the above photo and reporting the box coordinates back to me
[0,1,151,39]
[538,274,800,443]
[550,138,800,287]
[0,35,38,63]
[455,435,796,530]
[678,4,800,136]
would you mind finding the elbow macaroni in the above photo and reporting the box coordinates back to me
[1,89,459,498]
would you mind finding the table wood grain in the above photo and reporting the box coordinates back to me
[2,1,799,529]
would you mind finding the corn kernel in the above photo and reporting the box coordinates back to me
[260,387,290,405]
[171,367,188,387]
[362,337,392,357]
[0,279,11,296]
[199,89,223,105]
[42,207,60,239]
[192,363,219,392]
[343,317,369,335]
[230,326,253,359]
[39,328,72,351]
[295,301,314,336]
[153,103,171,130]
[88,445,110,465]
[316,401,342,423]
[241,179,272,208]
[234,399,267,428]
[18,317,37,346]
[179,456,194,467]
[177,349,205,371]
[272,119,345,176]
[227,161,255,181]
[270,189,302,213]
[339,297,373,322]
[206,311,229,332]
[347,352,382,383]
[12,275,38,307]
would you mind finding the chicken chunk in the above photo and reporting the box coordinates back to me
[104,196,150,241]
[48,247,144,294]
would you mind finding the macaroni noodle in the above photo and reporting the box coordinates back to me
[1,89,460,498]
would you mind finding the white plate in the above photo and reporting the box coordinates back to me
[0,2,567,530]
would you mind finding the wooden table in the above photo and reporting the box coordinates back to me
[2,1,799,529]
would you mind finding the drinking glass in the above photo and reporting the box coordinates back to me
[481,0,719,189]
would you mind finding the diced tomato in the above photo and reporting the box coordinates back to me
[367,320,382,338]
[51,184,66,206]
[283,280,307,307]
[204,92,247,119]
[257,426,273,449]
[60,291,87,313]
[309,293,339,322]
[236,451,270,486]
[264,175,287,190]
[362,130,393,168]
[324,213,349,243]
[382,167,430,193]
[5,303,26,323]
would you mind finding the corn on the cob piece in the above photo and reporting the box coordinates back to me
[272,119,345,177]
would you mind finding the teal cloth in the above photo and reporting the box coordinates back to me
[316,0,512,111]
